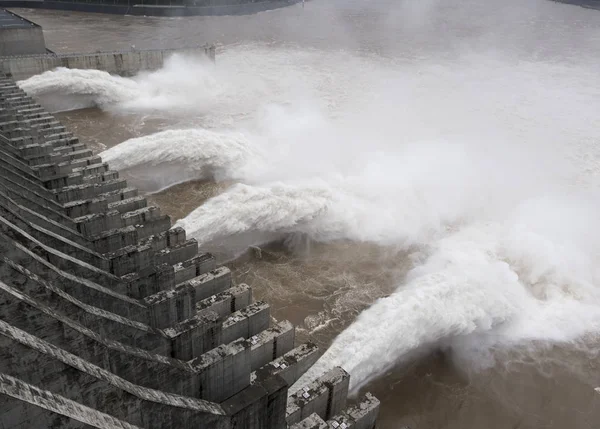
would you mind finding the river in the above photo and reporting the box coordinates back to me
[12,1,600,427]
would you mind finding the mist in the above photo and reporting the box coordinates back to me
[17,0,600,423]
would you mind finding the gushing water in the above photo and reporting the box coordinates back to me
[19,54,219,113]
[19,4,600,409]
[100,129,260,192]
[293,195,600,392]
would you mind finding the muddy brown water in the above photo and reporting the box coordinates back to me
[11,1,600,427]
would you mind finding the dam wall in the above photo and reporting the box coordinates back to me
[551,0,600,9]
[0,9,47,56]
[0,45,216,80]
[0,74,380,428]
[2,0,301,16]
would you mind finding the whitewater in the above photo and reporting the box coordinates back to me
[19,35,600,401]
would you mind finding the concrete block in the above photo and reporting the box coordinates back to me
[0,373,144,429]
[190,338,250,402]
[162,310,221,361]
[156,239,198,267]
[122,263,174,299]
[253,342,321,388]
[174,261,197,284]
[64,197,109,218]
[98,187,138,204]
[71,162,109,177]
[247,320,294,371]
[140,230,169,252]
[81,170,120,184]
[221,301,271,346]
[222,382,269,429]
[0,320,227,428]
[74,210,122,237]
[193,252,217,275]
[290,413,328,429]
[91,225,139,254]
[52,179,127,204]
[108,195,147,214]
[1,258,169,355]
[255,371,288,429]
[323,367,350,422]
[42,171,83,190]
[0,196,104,269]
[121,206,163,227]
[287,367,350,425]
[9,201,85,246]
[135,215,172,240]
[144,265,231,328]
[167,227,186,246]
[172,253,216,285]
[177,266,232,302]
[0,175,75,227]
[326,393,380,429]
[196,284,252,320]
[107,243,154,277]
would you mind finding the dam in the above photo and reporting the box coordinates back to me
[0,9,380,428]
[0,44,216,81]
[3,1,600,427]
[0,8,216,80]
[0,0,301,17]
[0,71,380,427]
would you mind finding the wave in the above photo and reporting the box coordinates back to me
[18,68,141,111]
[100,128,261,192]
[32,40,600,398]
[175,135,565,246]
[172,136,600,394]
[292,194,600,392]
[18,53,220,114]
[175,181,334,243]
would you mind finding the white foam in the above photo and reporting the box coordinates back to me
[100,128,261,192]
[293,197,600,391]
[18,68,141,110]
[18,54,221,114]
[34,37,600,394]
[175,134,563,246]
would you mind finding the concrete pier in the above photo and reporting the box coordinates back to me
[0,74,380,428]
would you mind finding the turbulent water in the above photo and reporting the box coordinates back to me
[15,0,600,427]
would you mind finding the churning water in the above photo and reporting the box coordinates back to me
[15,0,600,427]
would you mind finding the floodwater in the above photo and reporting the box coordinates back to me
[12,1,600,427]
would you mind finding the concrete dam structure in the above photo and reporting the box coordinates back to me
[0,0,300,16]
[0,44,217,81]
[0,9,47,57]
[0,70,380,427]
[0,8,216,80]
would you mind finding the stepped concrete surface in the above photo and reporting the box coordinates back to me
[0,74,380,428]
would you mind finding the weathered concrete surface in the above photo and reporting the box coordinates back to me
[1,46,216,80]
[0,9,47,56]
[326,393,380,429]
[0,1,301,17]
[289,413,328,429]
[286,368,350,426]
[253,343,321,389]
[0,372,144,429]
[0,73,380,429]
